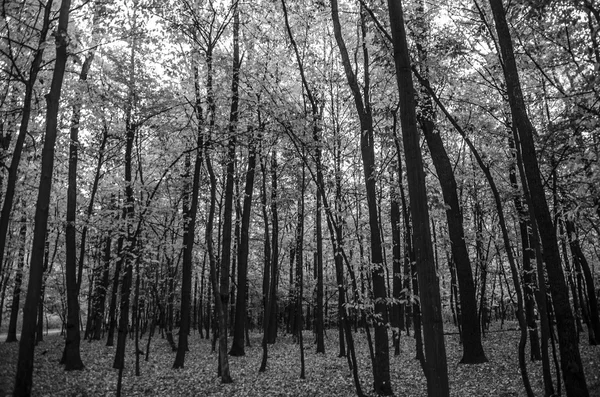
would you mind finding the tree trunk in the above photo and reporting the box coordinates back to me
[230,132,257,356]
[296,161,306,379]
[411,75,534,393]
[13,1,71,392]
[259,147,272,371]
[61,6,104,363]
[6,213,27,343]
[565,219,599,345]
[330,2,392,393]
[390,169,402,356]
[206,146,233,383]
[0,0,53,280]
[267,153,279,344]
[106,220,124,347]
[412,0,486,362]
[387,0,449,394]
[489,1,588,394]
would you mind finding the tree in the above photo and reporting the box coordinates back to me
[387,0,450,395]
[413,0,486,364]
[330,1,392,393]
[488,0,588,395]
[13,0,72,393]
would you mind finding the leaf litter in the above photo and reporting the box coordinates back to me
[0,323,599,396]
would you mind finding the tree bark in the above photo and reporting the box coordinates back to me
[13,0,71,392]
[387,0,449,395]
[5,213,26,343]
[413,0,486,362]
[0,0,53,280]
[230,132,257,356]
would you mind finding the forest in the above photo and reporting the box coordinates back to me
[0,0,599,396]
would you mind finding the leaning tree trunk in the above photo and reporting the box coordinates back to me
[13,0,71,393]
[413,0,486,363]
[0,0,53,280]
[413,72,534,393]
[387,0,449,395]
[330,2,392,393]
[489,1,588,395]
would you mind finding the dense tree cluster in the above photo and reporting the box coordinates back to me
[1,0,598,395]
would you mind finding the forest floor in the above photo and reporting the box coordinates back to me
[1,322,599,396]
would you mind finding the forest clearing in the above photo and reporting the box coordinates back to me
[1,0,600,396]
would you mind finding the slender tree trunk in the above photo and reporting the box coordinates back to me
[113,16,138,396]
[387,1,449,394]
[296,161,306,379]
[390,169,402,356]
[411,76,534,393]
[6,213,26,343]
[218,1,240,360]
[0,0,53,279]
[267,153,279,344]
[61,3,103,363]
[489,2,588,394]
[36,240,51,344]
[413,0,486,362]
[206,146,233,383]
[93,201,112,341]
[13,1,71,392]
[230,131,256,356]
[565,219,599,345]
[259,149,272,371]
[106,220,124,347]
[559,219,584,334]
[330,3,392,393]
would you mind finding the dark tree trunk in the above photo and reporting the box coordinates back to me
[259,148,272,372]
[106,223,124,347]
[333,122,346,358]
[173,40,206,366]
[6,213,27,343]
[390,169,402,356]
[230,132,257,356]
[60,12,102,364]
[410,74,534,394]
[13,1,71,392]
[330,3,392,393]
[489,1,589,394]
[36,240,51,344]
[93,218,112,341]
[267,153,279,344]
[113,22,138,397]
[413,0,486,362]
[0,0,53,280]
[507,140,542,361]
[565,219,599,345]
[206,146,233,383]
[387,0,449,394]
[296,162,306,379]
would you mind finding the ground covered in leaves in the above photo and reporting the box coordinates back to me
[1,323,599,396]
